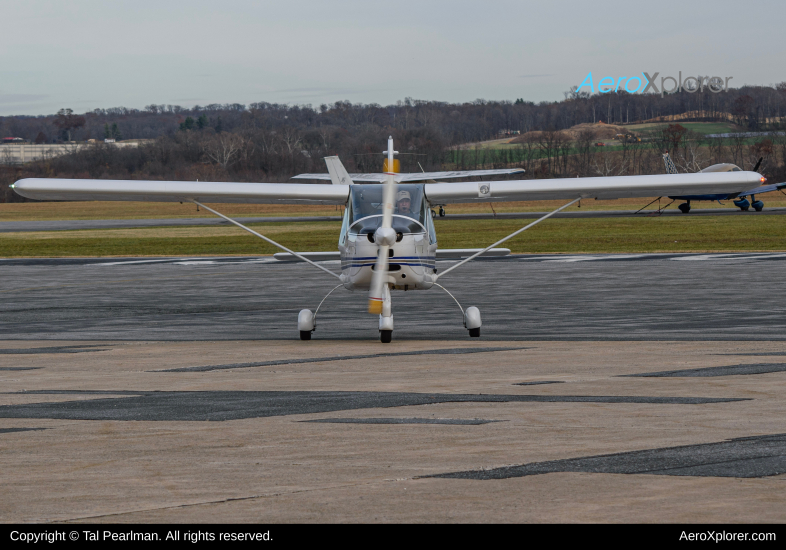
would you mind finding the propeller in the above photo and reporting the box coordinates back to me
[752,157,763,172]
[368,136,398,314]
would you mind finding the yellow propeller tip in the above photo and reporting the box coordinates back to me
[368,300,383,314]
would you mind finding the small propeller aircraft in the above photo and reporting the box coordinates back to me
[659,153,783,213]
[11,137,763,343]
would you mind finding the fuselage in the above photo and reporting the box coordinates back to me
[338,184,437,291]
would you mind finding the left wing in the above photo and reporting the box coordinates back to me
[291,168,525,183]
[12,179,349,205]
[424,172,763,203]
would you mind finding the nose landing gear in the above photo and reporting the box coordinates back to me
[678,201,691,214]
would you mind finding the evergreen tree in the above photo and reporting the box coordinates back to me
[179,117,195,131]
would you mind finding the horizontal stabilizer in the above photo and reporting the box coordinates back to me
[274,251,341,261]
[273,249,511,262]
[436,248,510,259]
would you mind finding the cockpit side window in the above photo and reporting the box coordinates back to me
[339,201,351,245]
[424,199,437,244]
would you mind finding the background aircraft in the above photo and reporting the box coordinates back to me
[661,153,784,213]
[11,138,761,343]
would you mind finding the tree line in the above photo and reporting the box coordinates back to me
[2,85,786,202]
[2,84,786,146]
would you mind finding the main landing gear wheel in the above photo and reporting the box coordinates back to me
[469,327,480,337]
[678,203,691,214]
[380,330,392,343]
[300,330,312,341]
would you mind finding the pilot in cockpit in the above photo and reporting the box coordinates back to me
[395,190,412,216]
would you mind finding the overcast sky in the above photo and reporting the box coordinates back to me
[1,0,784,115]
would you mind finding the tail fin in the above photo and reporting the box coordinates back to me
[324,156,352,185]
[662,153,678,174]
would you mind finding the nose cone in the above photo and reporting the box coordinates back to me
[374,227,397,247]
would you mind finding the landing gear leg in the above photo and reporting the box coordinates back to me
[379,284,393,343]
[439,206,446,217]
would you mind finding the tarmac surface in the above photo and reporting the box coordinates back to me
[4,252,786,341]
[2,206,785,232]
[1,254,786,522]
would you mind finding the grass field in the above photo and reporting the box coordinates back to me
[0,201,345,221]
[2,214,785,257]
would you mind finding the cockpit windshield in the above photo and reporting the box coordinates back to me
[348,184,427,235]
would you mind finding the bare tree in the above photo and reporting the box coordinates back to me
[202,133,245,170]
[573,129,596,176]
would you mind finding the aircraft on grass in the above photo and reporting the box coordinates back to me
[11,137,762,343]
[658,153,781,214]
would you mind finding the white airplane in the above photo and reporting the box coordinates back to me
[11,137,762,343]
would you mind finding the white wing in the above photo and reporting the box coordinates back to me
[12,179,349,205]
[291,168,525,183]
[424,172,763,203]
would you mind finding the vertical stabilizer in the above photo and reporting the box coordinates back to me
[662,153,679,175]
[324,156,353,185]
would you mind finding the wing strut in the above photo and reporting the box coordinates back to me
[435,197,582,280]
[191,200,341,280]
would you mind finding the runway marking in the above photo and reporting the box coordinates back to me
[622,363,786,377]
[96,258,208,266]
[0,391,747,422]
[301,417,503,425]
[541,254,647,263]
[157,346,530,372]
[513,381,565,386]
[429,433,786,479]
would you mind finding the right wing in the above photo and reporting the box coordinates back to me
[12,179,349,205]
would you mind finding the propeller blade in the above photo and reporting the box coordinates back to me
[368,137,398,314]
[753,157,763,173]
